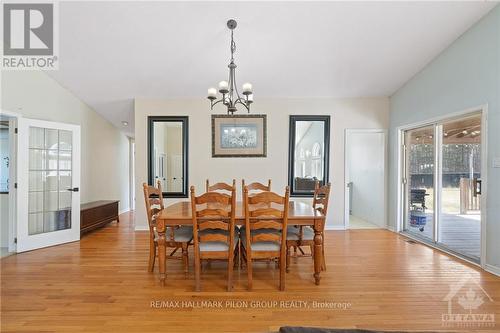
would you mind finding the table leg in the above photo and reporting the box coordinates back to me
[156,219,166,286]
[313,221,323,285]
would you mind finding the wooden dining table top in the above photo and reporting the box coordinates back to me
[157,200,324,224]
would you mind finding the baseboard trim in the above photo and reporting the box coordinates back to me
[325,225,346,231]
[485,264,500,277]
[119,208,130,215]
[134,225,149,231]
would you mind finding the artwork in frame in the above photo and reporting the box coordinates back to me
[211,114,267,157]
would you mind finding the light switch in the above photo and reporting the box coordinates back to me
[493,157,500,168]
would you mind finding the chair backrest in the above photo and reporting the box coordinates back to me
[206,179,236,193]
[241,179,271,198]
[190,185,236,253]
[243,186,289,251]
[313,182,331,216]
[143,181,164,234]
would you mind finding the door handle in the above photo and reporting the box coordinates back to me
[67,187,79,192]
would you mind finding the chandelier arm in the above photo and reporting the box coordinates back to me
[211,99,224,109]
[234,98,250,112]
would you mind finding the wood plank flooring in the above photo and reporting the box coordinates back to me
[1,211,499,332]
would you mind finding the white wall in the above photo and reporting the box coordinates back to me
[134,97,389,230]
[1,70,131,213]
[389,6,500,269]
[346,131,385,227]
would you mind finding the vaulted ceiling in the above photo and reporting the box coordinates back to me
[46,1,497,137]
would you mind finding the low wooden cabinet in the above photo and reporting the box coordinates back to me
[81,200,119,235]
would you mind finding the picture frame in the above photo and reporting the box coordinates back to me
[211,114,267,158]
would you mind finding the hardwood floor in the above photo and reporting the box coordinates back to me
[1,211,499,332]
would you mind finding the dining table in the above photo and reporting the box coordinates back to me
[155,200,326,287]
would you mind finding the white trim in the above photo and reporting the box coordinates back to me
[325,225,346,231]
[344,128,388,230]
[7,118,17,252]
[485,264,500,277]
[395,105,488,267]
[119,208,130,215]
[479,106,488,269]
[134,225,149,231]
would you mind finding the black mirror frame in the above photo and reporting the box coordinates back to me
[147,116,189,198]
[288,115,331,197]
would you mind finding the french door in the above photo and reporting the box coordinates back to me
[16,118,81,252]
[402,112,482,262]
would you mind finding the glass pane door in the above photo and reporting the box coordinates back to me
[401,111,483,263]
[404,125,435,241]
[28,127,73,235]
[439,114,481,260]
[17,118,80,253]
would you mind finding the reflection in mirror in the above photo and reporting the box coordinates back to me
[148,117,188,197]
[288,116,330,196]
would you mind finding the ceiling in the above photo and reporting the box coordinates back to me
[47,1,498,137]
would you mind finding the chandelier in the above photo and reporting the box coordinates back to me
[207,19,253,115]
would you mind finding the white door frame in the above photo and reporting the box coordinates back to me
[344,129,388,229]
[1,109,20,253]
[395,105,488,268]
[16,117,81,252]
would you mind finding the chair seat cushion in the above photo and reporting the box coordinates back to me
[240,229,282,252]
[154,226,193,243]
[286,226,314,241]
[199,230,239,252]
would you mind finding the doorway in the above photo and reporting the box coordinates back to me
[0,113,15,257]
[401,111,484,262]
[344,129,387,229]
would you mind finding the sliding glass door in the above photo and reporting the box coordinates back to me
[404,125,435,242]
[439,114,481,260]
[402,112,482,262]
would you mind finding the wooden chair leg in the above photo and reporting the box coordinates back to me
[279,252,286,291]
[321,239,326,271]
[247,253,253,291]
[228,251,234,292]
[148,239,156,272]
[286,246,291,273]
[182,243,189,274]
[194,248,201,292]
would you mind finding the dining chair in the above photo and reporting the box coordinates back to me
[190,185,237,291]
[206,179,236,193]
[143,182,193,274]
[241,179,271,199]
[286,182,331,272]
[242,186,289,291]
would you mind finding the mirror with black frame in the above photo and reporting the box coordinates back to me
[288,115,330,197]
[148,116,189,198]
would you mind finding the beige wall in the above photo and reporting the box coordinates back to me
[134,97,389,230]
[1,70,130,213]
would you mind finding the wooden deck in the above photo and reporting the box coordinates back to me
[407,212,481,259]
[1,211,499,332]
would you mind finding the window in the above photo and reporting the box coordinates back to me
[148,116,189,198]
[288,115,330,197]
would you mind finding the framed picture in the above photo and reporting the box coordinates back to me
[211,114,267,157]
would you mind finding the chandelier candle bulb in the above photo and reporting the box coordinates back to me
[242,83,253,94]
[218,81,229,93]
[207,88,217,99]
